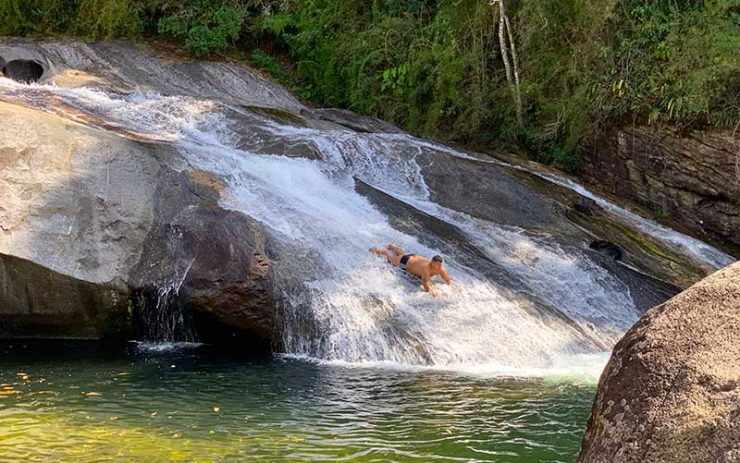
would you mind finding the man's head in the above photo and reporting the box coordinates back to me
[431,255,444,270]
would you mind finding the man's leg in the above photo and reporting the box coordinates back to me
[386,243,406,257]
[370,246,401,266]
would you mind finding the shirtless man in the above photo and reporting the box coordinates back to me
[370,243,452,294]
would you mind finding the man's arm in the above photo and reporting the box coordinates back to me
[440,268,452,285]
[422,277,432,292]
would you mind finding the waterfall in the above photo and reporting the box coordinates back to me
[1,77,731,374]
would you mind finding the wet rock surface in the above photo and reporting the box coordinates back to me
[0,253,130,339]
[578,261,740,463]
[305,108,404,134]
[131,206,275,351]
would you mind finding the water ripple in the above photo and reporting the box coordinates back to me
[0,343,593,462]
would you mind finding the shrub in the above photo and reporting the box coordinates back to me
[74,0,148,38]
[158,0,246,56]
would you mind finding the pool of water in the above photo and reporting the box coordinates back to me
[0,342,595,462]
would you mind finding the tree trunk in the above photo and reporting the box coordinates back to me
[492,0,523,127]
[504,14,523,126]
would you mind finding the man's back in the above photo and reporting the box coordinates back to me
[404,255,432,279]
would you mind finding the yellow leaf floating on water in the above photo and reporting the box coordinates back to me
[213,407,220,413]
[84,392,102,397]
[116,372,129,376]
[0,390,18,396]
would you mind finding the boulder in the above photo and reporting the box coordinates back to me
[0,100,275,346]
[578,261,740,463]
[130,205,275,350]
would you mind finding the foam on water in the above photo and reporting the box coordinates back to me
[279,351,609,383]
[132,341,204,353]
[252,119,639,339]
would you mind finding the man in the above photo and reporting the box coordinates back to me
[370,243,452,294]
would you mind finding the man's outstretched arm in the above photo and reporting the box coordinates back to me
[440,268,452,284]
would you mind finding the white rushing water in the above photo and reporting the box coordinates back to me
[1,78,731,377]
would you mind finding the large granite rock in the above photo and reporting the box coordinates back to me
[0,39,304,112]
[0,101,275,348]
[581,125,740,255]
[578,261,740,463]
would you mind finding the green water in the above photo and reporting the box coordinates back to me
[0,342,595,462]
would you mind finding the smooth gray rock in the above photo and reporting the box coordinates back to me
[0,39,305,112]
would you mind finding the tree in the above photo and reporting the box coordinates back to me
[490,0,522,127]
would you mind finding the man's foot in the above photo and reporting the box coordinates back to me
[386,243,395,251]
[370,246,379,254]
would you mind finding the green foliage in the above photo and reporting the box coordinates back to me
[604,0,740,127]
[157,0,246,56]
[74,0,148,38]
[2,0,738,167]
[0,0,78,36]
[255,0,504,142]
[0,0,149,37]
[249,48,312,98]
